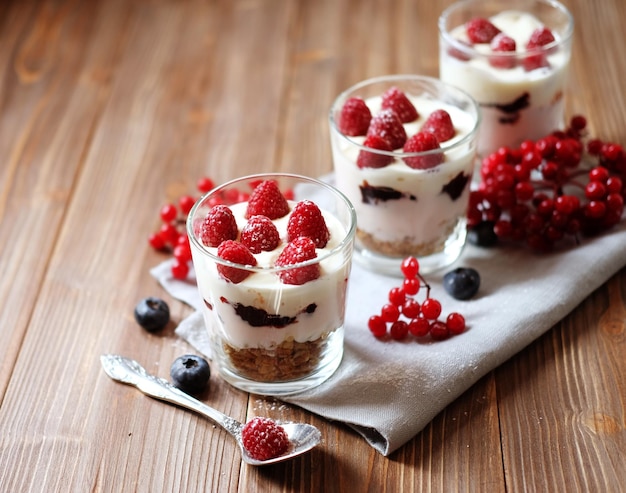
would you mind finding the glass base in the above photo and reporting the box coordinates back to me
[215,329,344,396]
[354,220,468,277]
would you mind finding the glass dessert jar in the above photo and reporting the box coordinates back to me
[329,75,480,276]
[187,173,356,395]
[439,0,574,157]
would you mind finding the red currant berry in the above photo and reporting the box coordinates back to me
[585,201,606,219]
[179,195,196,215]
[159,223,180,245]
[589,166,609,183]
[554,195,580,215]
[171,258,190,280]
[570,115,587,131]
[446,313,466,335]
[173,243,192,262]
[421,298,442,320]
[388,287,406,306]
[587,139,603,156]
[368,315,387,338]
[402,277,420,296]
[400,257,419,279]
[380,304,400,323]
[402,299,420,319]
[429,321,450,340]
[160,203,178,223]
[197,177,215,194]
[606,176,623,194]
[390,320,409,340]
[585,181,607,200]
[408,318,430,337]
[148,232,167,251]
[515,181,534,201]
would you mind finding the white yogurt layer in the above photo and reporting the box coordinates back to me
[192,201,351,350]
[440,10,571,155]
[331,95,477,250]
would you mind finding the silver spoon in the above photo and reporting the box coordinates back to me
[100,354,321,466]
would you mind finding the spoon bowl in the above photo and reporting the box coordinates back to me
[100,354,321,465]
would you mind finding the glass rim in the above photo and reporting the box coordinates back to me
[438,0,574,59]
[186,172,357,272]
[328,74,481,158]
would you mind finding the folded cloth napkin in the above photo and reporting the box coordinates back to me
[151,186,626,456]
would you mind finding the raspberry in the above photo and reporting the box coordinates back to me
[241,417,290,461]
[240,215,280,253]
[216,240,257,284]
[489,33,517,69]
[526,27,556,49]
[523,27,555,71]
[245,180,290,220]
[200,205,238,247]
[421,109,456,143]
[466,17,501,44]
[286,200,330,248]
[367,109,407,150]
[402,131,443,169]
[357,135,394,169]
[338,97,372,136]
[275,237,320,285]
[381,86,419,123]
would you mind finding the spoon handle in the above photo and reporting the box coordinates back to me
[100,354,243,438]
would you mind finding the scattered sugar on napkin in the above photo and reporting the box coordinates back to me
[151,179,626,456]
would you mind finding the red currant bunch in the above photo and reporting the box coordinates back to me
[367,257,467,341]
[468,115,625,251]
[148,176,216,279]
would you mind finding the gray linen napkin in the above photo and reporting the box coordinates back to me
[151,194,626,456]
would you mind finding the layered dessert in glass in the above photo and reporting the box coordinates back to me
[439,0,573,157]
[187,174,356,395]
[329,75,480,276]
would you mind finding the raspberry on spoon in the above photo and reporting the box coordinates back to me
[241,417,290,461]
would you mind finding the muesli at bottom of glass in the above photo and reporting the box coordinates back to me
[328,75,480,277]
[186,173,356,396]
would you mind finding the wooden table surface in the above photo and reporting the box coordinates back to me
[1,0,625,491]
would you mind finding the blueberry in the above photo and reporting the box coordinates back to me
[170,355,211,394]
[467,221,498,247]
[443,267,480,300]
[134,297,170,332]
